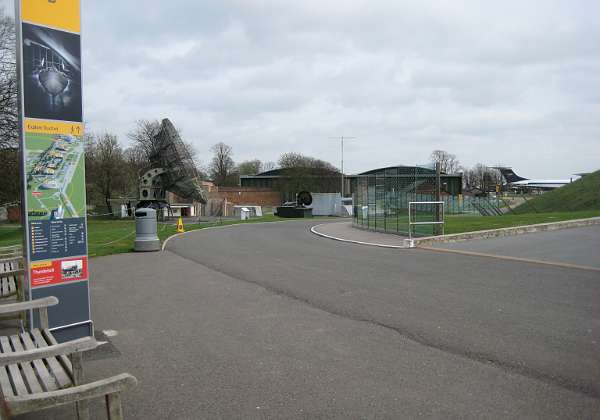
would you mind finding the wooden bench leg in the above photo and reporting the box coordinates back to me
[70,352,91,420]
[106,393,124,420]
[77,400,90,420]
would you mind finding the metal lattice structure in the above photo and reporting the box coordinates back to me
[353,165,445,237]
[138,119,207,208]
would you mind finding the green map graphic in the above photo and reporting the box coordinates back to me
[25,132,86,220]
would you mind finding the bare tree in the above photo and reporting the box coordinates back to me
[430,150,460,174]
[0,10,19,205]
[183,140,199,166]
[261,161,277,172]
[121,144,149,194]
[127,119,201,171]
[0,9,17,150]
[278,152,338,172]
[463,163,501,192]
[209,142,237,186]
[238,159,263,176]
[86,133,128,213]
[0,147,18,204]
[278,152,305,169]
[127,119,161,161]
[123,144,148,173]
[276,152,340,196]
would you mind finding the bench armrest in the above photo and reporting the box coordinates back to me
[5,373,138,416]
[0,336,98,366]
[0,245,23,252]
[0,268,24,276]
[0,296,58,316]
[0,297,59,329]
[0,257,22,264]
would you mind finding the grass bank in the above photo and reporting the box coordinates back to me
[513,170,600,213]
[444,210,600,234]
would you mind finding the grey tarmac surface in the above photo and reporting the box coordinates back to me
[430,224,600,269]
[21,220,600,419]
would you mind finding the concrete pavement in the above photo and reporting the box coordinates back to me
[311,221,408,248]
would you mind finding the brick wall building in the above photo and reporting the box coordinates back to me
[208,187,281,207]
[204,186,282,217]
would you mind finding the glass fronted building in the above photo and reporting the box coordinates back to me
[352,165,462,237]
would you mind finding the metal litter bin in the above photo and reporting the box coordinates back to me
[134,208,160,252]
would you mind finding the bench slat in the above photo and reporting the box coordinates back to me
[0,259,20,274]
[8,275,16,294]
[31,329,72,389]
[9,335,43,394]
[0,275,18,298]
[0,365,14,397]
[42,329,74,372]
[0,277,16,298]
[20,332,60,392]
[0,336,29,396]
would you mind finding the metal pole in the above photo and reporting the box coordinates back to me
[15,0,30,329]
[329,136,355,198]
[408,203,412,240]
[435,162,441,235]
[341,137,344,197]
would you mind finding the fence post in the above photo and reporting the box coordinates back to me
[435,163,442,235]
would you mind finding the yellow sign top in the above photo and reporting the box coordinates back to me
[21,0,80,33]
[24,119,83,136]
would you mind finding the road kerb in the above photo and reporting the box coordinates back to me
[310,224,410,249]
[412,216,600,247]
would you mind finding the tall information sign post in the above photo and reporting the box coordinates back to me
[16,0,91,341]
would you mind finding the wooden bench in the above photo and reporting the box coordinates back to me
[0,256,20,273]
[0,245,22,255]
[0,297,137,419]
[0,247,22,262]
[0,258,24,299]
[0,257,23,302]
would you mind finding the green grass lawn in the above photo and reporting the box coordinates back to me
[444,210,600,234]
[357,216,436,236]
[0,224,22,247]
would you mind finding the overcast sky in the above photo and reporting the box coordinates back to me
[4,0,600,177]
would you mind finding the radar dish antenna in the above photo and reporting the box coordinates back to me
[138,118,207,209]
[297,191,313,207]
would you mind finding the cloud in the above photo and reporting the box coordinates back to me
[3,0,599,176]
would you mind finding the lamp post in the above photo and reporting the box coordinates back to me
[329,136,355,197]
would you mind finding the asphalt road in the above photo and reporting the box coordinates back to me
[431,224,600,268]
[164,220,599,418]
[24,220,600,419]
